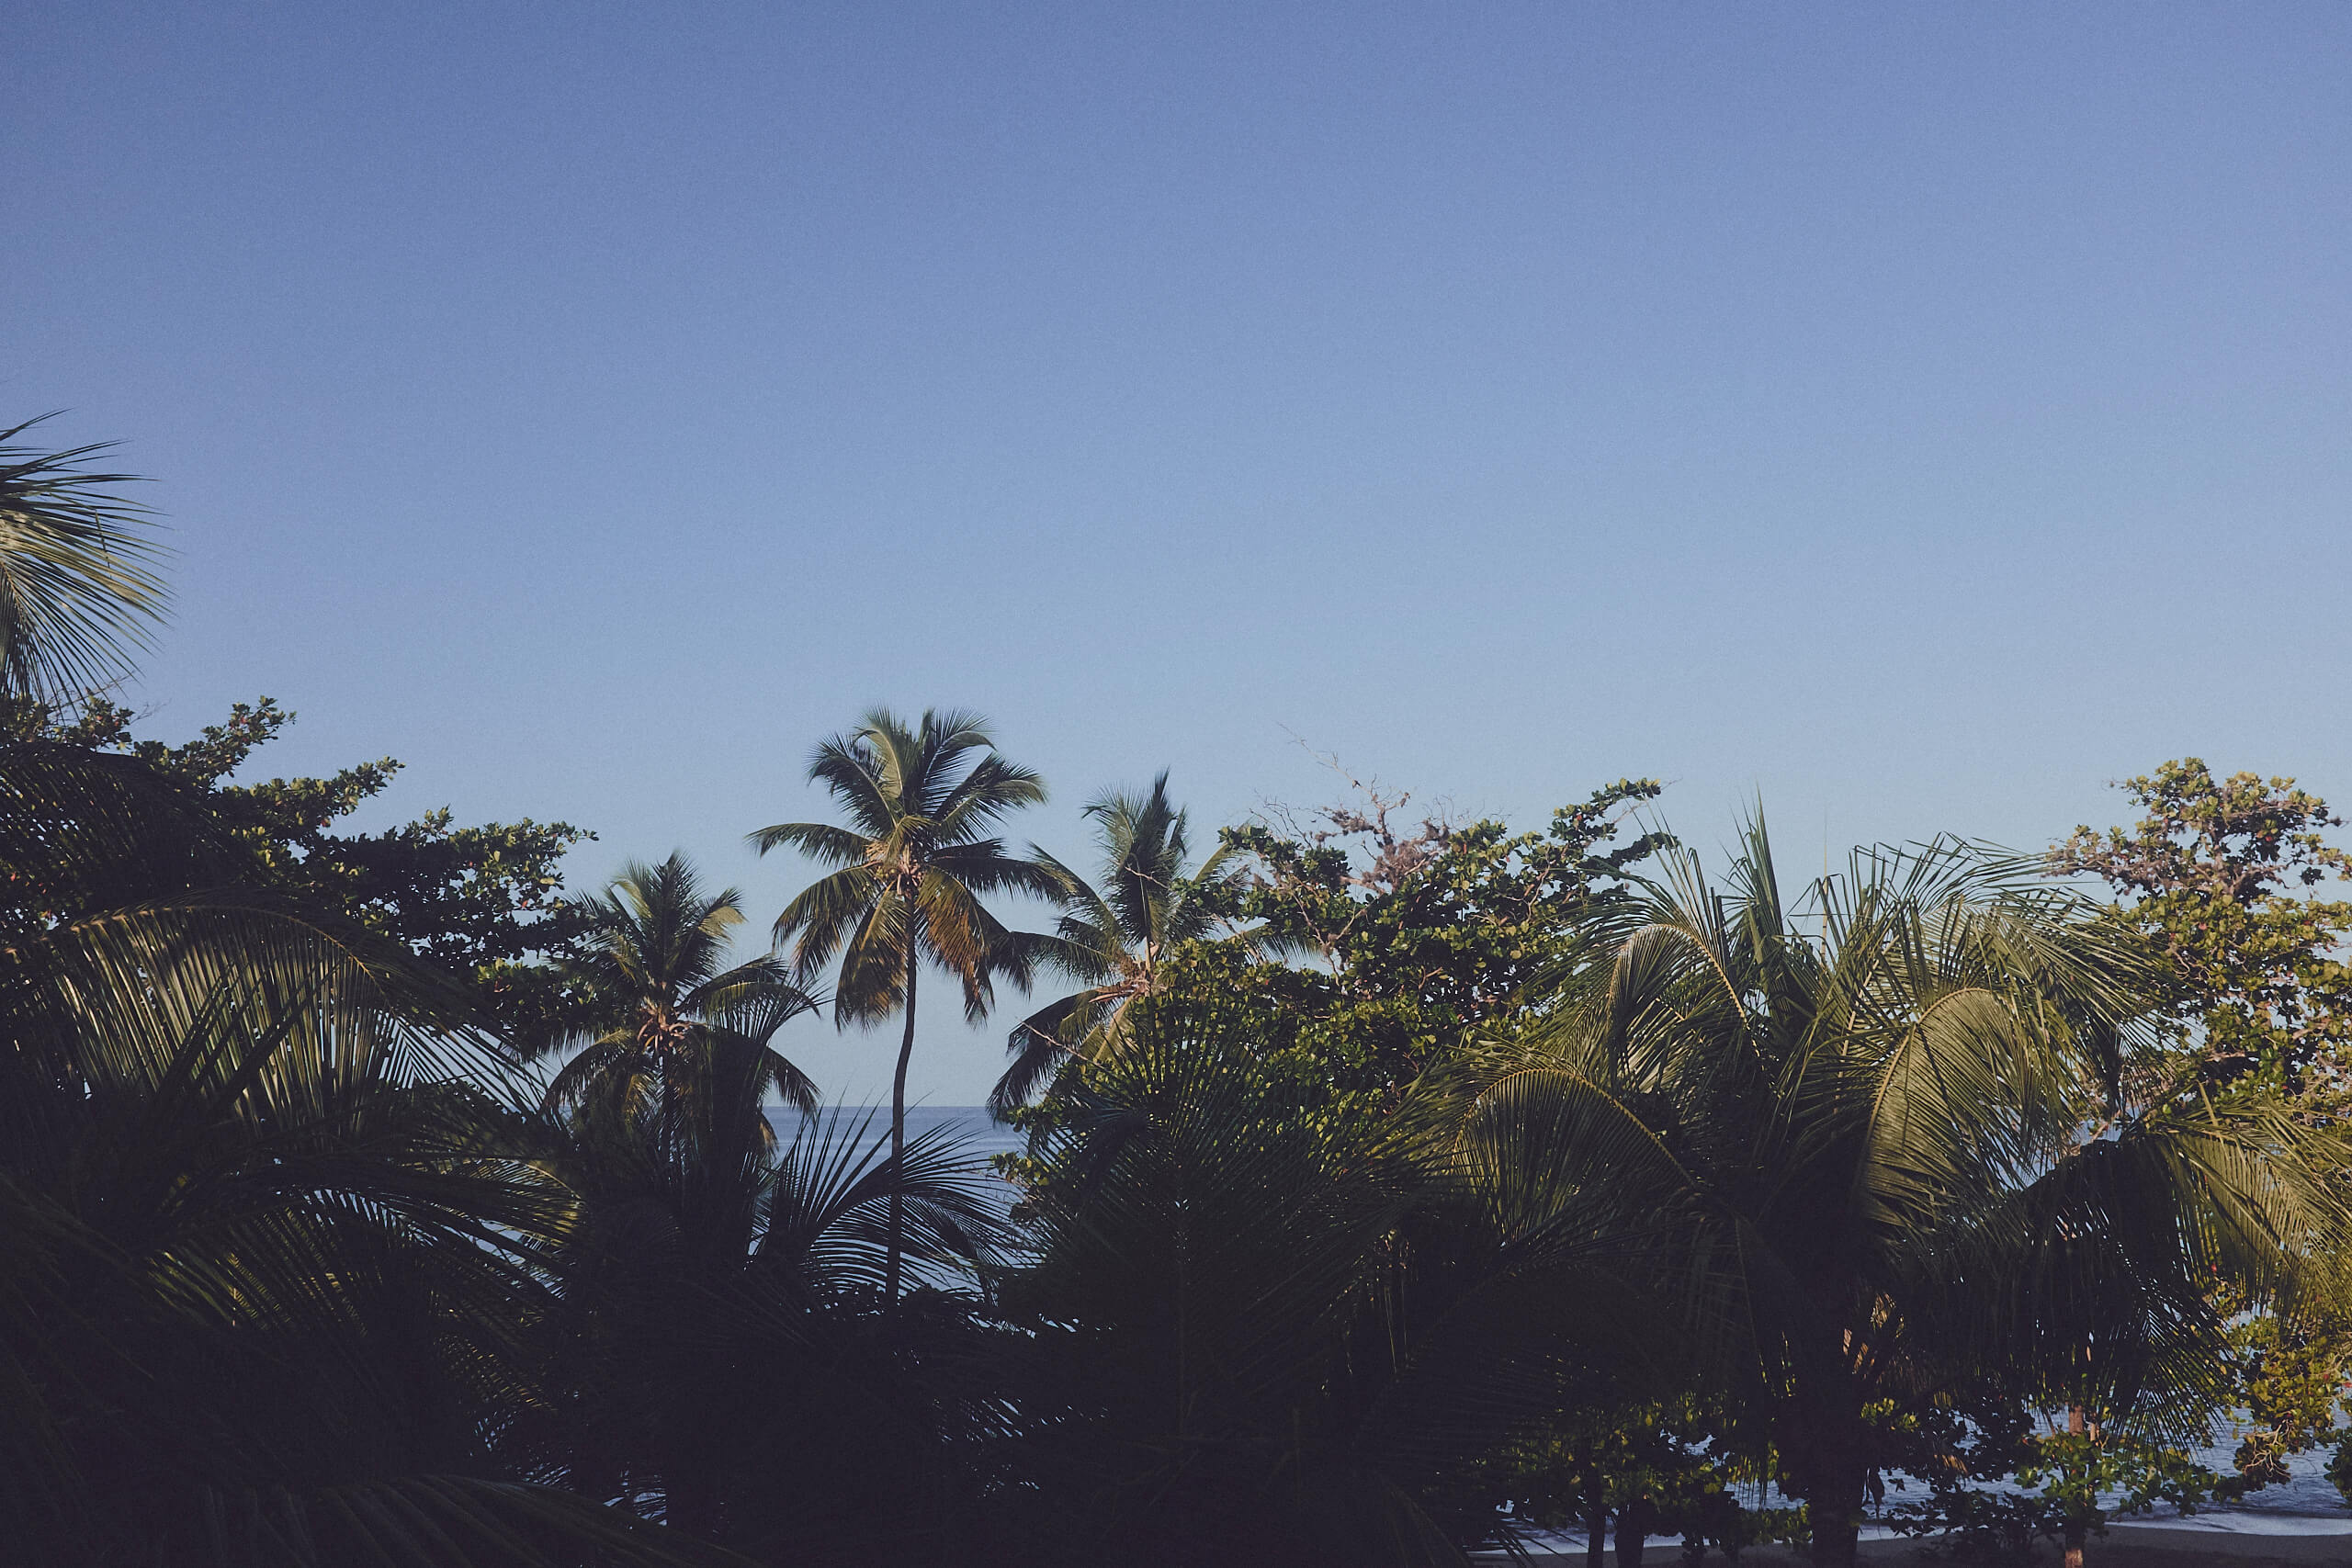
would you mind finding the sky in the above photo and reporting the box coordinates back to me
[8,3,2349,1104]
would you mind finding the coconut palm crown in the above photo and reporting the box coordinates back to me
[992,771,1244,1115]
[751,705,1059,1301]
[540,852,822,1122]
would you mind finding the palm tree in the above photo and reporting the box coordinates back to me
[1456,820,2347,1568]
[0,415,168,704]
[992,771,1242,1115]
[751,705,1059,1303]
[539,852,822,1127]
[0,854,718,1564]
[529,1038,1003,1543]
[0,420,715,1563]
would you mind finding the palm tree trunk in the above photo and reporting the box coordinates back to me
[885,931,917,1308]
[1616,1494,1656,1568]
[1793,1427,1865,1568]
[1806,1477,1862,1568]
[2063,1405,2089,1568]
[1784,1365,1868,1568]
[1582,1459,1608,1568]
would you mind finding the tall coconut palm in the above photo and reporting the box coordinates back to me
[539,852,823,1127]
[751,706,1058,1303]
[991,772,1243,1115]
[1457,819,2348,1568]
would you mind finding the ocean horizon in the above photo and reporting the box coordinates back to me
[762,1104,1026,1166]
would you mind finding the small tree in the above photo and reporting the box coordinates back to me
[2053,758,2352,1106]
[2056,760,2352,1502]
[537,852,822,1126]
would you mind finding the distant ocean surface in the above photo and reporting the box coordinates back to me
[761,1105,2349,1540]
[761,1104,1025,1166]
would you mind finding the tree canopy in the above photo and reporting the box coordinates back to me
[7,417,2349,1568]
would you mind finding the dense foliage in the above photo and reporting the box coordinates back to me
[2057,761,2352,1517]
[0,690,594,1043]
[6,422,2350,1568]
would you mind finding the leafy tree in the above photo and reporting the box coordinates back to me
[1885,1407,2237,1568]
[1458,822,2349,1568]
[2053,757,2352,1103]
[991,771,1244,1115]
[994,992,1623,1568]
[0,691,594,1041]
[1485,1392,1749,1568]
[537,852,823,1123]
[752,706,1058,1303]
[1185,775,1667,1111]
[2211,1267,2352,1501]
[2057,760,2352,1502]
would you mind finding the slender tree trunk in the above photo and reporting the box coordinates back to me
[885,931,917,1309]
[2063,1405,2088,1568]
[1578,1450,1608,1568]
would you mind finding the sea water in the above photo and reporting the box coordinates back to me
[763,1103,1026,1167]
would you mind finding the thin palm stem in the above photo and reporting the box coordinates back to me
[886,905,916,1308]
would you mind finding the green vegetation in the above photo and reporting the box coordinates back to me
[991,770,1243,1116]
[6,423,2351,1567]
[752,706,1061,1304]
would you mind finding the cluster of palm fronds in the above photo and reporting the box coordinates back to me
[5,420,2345,1568]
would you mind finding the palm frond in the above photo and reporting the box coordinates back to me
[767,864,882,987]
[801,731,899,838]
[991,989,1114,1117]
[743,818,871,867]
[0,416,169,703]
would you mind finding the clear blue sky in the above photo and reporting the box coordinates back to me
[9,3,2348,1103]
